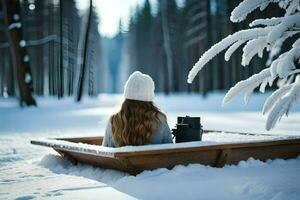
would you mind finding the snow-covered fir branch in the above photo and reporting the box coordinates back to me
[242,36,267,66]
[222,68,273,105]
[230,0,281,23]
[267,30,299,65]
[249,17,284,27]
[262,84,293,115]
[225,40,246,61]
[187,0,300,130]
[187,27,271,83]
[267,13,300,44]
[266,78,300,130]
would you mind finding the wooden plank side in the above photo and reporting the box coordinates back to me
[215,149,231,167]
[114,138,300,157]
[119,149,220,174]
[226,143,300,165]
[114,139,300,174]
[54,149,133,173]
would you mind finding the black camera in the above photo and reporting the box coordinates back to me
[172,116,203,143]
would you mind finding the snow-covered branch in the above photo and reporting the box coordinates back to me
[267,30,300,65]
[8,22,21,30]
[230,0,280,23]
[242,36,267,66]
[187,0,300,130]
[267,13,300,44]
[262,84,293,115]
[25,35,58,46]
[222,68,272,105]
[225,40,246,61]
[266,79,300,130]
[284,0,300,16]
[249,17,283,27]
[0,34,58,49]
[187,27,271,83]
[270,38,300,79]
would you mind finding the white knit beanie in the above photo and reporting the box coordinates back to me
[124,71,155,102]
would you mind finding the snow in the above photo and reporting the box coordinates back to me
[230,0,276,22]
[241,37,267,66]
[1,93,300,199]
[13,14,20,21]
[19,40,26,47]
[29,4,36,11]
[24,55,30,62]
[24,73,32,83]
[285,0,299,16]
[276,38,299,79]
[266,80,300,130]
[267,13,300,44]
[224,39,245,61]
[262,84,293,114]
[8,22,21,30]
[249,17,283,27]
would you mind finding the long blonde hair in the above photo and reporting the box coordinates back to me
[110,99,166,147]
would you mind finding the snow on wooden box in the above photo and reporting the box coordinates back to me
[31,132,300,175]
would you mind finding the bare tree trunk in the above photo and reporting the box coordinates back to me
[215,0,224,90]
[58,0,64,98]
[161,0,173,94]
[76,0,92,102]
[1,0,36,106]
[0,51,3,96]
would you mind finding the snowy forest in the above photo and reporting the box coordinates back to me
[0,0,287,106]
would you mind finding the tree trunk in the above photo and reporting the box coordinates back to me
[161,0,173,94]
[205,0,213,95]
[59,0,64,98]
[76,0,92,102]
[1,0,36,106]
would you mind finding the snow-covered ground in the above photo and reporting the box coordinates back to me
[1,93,300,200]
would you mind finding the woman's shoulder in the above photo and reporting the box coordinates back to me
[150,116,172,144]
[157,111,167,122]
[153,115,169,133]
